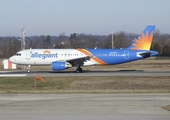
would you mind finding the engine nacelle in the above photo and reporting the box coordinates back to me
[51,62,67,71]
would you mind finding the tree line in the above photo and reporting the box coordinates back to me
[0,29,170,58]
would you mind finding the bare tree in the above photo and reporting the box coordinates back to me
[1,38,20,58]
[44,35,51,48]
[103,31,128,49]
[69,33,97,48]
[69,33,82,48]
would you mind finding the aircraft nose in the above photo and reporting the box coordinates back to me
[9,56,15,63]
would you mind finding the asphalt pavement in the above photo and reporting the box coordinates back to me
[0,94,170,120]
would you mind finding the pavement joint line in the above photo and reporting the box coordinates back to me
[1,104,163,107]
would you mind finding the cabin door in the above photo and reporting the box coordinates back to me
[26,51,31,60]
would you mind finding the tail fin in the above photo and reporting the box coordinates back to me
[127,25,155,50]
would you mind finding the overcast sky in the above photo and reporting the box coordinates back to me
[0,0,170,36]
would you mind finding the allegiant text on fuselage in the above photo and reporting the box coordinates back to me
[31,52,58,59]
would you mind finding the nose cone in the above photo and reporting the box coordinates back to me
[9,56,16,63]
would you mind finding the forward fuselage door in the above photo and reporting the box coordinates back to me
[26,51,31,60]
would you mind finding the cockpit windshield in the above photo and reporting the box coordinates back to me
[16,53,21,56]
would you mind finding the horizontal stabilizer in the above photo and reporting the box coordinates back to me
[139,52,152,58]
[138,51,158,58]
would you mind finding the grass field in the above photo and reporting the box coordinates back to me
[0,76,170,94]
[0,58,170,94]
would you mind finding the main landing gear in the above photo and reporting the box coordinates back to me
[76,67,82,73]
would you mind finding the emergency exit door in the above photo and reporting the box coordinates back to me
[124,50,129,59]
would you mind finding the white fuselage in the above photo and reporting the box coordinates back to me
[9,49,96,66]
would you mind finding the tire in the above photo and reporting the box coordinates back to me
[27,69,31,73]
[76,68,82,73]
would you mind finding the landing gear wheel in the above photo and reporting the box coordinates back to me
[27,65,31,73]
[27,69,31,73]
[76,68,82,73]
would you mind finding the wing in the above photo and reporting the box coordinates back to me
[53,56,91,67]
[67,56,91,66]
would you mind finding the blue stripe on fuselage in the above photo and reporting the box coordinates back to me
[86,49,156,65]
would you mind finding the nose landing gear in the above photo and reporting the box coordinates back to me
[27,65,31,73]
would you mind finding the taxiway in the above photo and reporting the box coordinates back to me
[0,70,170,77]
[0,94,170,120]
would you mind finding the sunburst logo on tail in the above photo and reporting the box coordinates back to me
[131,30,153,50]
[128,25,155,50]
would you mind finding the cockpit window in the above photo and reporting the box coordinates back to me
[16,53,21,56]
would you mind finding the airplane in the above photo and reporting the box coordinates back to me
[9,25,158,73]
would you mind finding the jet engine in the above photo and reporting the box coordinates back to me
[51,61,68,70]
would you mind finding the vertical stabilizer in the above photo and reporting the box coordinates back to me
[128,25,155,50]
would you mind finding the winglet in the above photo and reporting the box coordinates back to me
[128,25,155,50]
